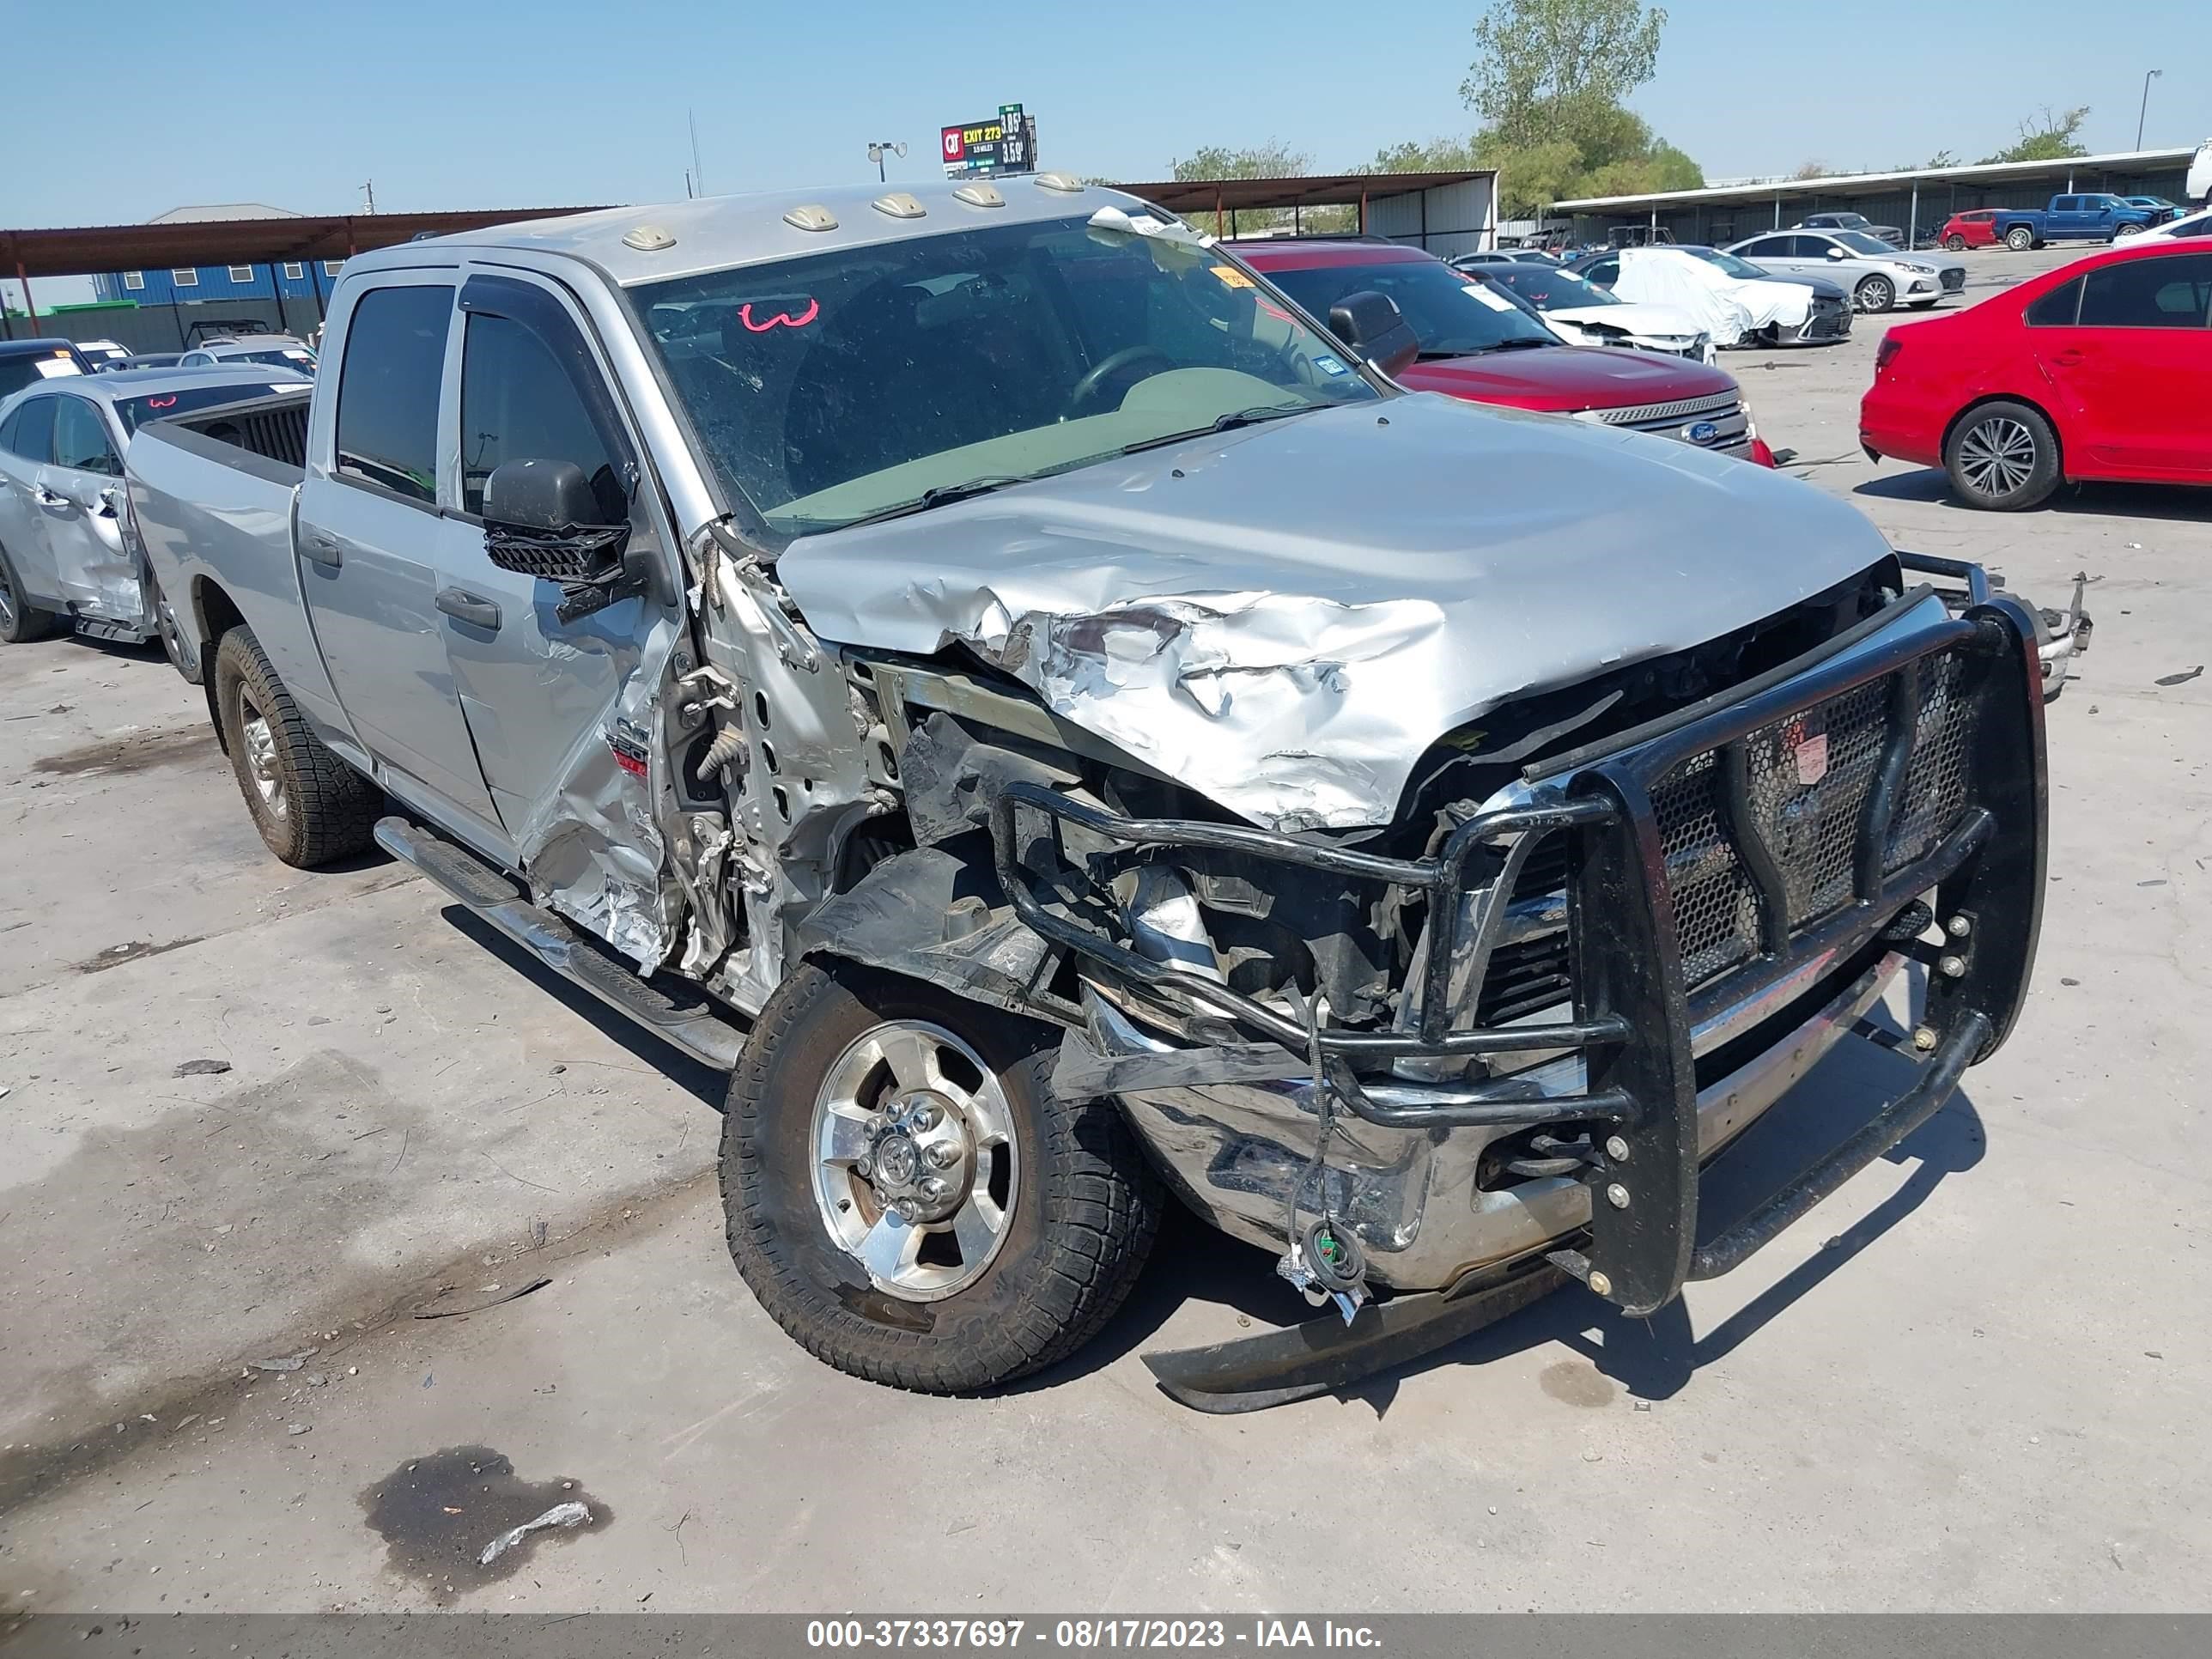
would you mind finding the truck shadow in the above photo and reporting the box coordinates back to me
[435,905,730,1109]
[1020,1008,1990,1414]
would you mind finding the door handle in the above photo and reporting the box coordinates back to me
[33,485,69,508]
[300,532,343,569]
[435,587,501,630]
[2049,348,2087,367]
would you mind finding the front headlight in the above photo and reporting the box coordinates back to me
[1740,393,1758,442]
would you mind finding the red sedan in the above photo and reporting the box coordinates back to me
[1936,209,2002,251]
[1234,240,1777,466]
[1859,241,2212,509]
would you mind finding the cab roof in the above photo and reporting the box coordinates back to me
[349,176,1147,288]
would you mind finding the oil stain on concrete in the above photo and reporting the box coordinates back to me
[362,1447,608,1603]
[32,726,219,779]
[1539,1358,1619,1408]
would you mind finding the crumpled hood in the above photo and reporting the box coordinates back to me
[776,392,1894,831]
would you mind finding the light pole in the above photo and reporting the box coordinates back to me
[2136,69,2160,149]
[866,141,907,183]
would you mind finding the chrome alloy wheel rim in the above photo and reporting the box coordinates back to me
[809,1019,1018,1301]
[239,690,288,818]
[1958,416,2038,497]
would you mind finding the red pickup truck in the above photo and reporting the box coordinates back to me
[1234,239,1778,466]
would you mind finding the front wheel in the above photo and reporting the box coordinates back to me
[721,963,1162,1393]
[2004,227,2036,252]
[1946,400,2061,511]
[1855,275,1895,313]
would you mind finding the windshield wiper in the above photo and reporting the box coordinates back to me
[1115,402,1317,456]
[836,475,1035,530]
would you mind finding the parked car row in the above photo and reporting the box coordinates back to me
[1861,239,2211,510]
[4,179,2066,1410]
[1566,246,1856,346]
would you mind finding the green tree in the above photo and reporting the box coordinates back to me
[1168,141,1312,182]
[1461,0,1668,144]
[1983,106,2090,164]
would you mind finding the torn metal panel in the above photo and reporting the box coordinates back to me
[795,847,1064,1019]
[775,392,1895,830]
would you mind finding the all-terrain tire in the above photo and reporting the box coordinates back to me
[212,626,380,866]
[1945,399,2062,512]
[0,539,60,644]
[721,963,1163,1393]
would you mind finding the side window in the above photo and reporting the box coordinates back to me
[459,309,624,518]
[2024,277,2082,327]
[335,284,455,504]
[1737,237,1784,258]
[51,398,120,476]
[1586,257,1620,286]
[4,397,58,463]
[1787,236,1827,258]
[2078,255,2212,328]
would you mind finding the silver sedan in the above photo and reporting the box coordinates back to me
[1724,228,1966,312]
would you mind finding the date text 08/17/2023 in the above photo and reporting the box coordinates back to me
[805,1620,1384,1650]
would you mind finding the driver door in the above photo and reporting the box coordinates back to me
[431,269,684,893]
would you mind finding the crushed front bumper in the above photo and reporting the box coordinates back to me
[993,584,2046,1329]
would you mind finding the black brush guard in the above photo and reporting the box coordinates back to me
[990,592,2047,1335]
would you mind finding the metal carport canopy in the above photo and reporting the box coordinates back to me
[0,206,606,281]
[1111,170,1494,215]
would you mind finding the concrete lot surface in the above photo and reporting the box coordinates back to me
[2,245,2206,1614]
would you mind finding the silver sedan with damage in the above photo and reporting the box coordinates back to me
[0,364,309,658]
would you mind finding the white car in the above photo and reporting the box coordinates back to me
[2148,202,2212,240]
[1725,229,1963,313]
[1471,263,1715,362]
[1605,246,1816,348]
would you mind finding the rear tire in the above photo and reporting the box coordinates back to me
[0,540,60,645]
[1945,400,2061,512]
[149,574,201,684]
[212,627,380,866]
[2113,222,2145,239]
[1855,275,1895,313]
[1944,234,1967,252]
[2004,226,2036,252]
[721,963,1162,1393]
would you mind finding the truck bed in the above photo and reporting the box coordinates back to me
[125,391,340,719]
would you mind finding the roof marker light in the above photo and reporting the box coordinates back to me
[952,181,1006,209]
[783,205,839,232]
[621,224,677,252]
[1034,172,1084,193]
[872,192,927,220]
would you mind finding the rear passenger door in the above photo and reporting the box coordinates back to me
[432,269,680,873]
[295,273,506,847]
[2031,252,2212,474]
[0,397,66,613]
[38,393,137,623]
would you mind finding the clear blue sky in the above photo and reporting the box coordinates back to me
[5,0,2206,300]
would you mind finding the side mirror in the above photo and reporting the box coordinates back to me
[1826,246,1846,260]
[97,484,126,518]
[482,459,639,620]
[1327,289,1420,380]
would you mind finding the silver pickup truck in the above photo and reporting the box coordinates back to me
[127,179,2051,1410]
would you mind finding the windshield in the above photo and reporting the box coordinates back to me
[1833,230,1896,257]
[1261,257,1558,358]
[115,381,308,435]
[1688,247,1766,280]
[1482,265,1622,311]
[635,213,1380,535]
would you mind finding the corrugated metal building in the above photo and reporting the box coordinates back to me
[87,204,346,313]
[1557,148,2198,247]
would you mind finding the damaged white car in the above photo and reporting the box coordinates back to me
[127,179,2051,1409]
